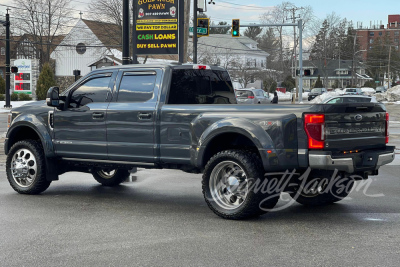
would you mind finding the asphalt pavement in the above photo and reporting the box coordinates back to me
[0,107,400,266]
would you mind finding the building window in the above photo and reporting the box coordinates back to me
[76,43,86,55]
[395,38,399,43]
[0,47,4,55]
[369,32,374,37]
[395,31,399,36]
[369,39,374,44]
[379,31,382,36]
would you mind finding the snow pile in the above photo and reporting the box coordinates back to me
[375,85,400,102]
[0,101,34,113]
[310,91,341,104]
[361,87,376,96]
[334,88,344,95]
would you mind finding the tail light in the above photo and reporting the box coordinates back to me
[193,65,210,70]
[248,96,254,99]
[385,112,389,143]
[304,114,325,149]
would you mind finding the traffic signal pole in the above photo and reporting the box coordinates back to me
[122,0,130,65]
[2,10,12,108]
[193,0,198,64]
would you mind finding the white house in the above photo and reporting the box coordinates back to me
[191,34,269,88]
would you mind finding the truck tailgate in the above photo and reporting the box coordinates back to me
[323,104,387,151]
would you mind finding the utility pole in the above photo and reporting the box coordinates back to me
[388,45,392,89]
[193,0,198,64]
[285,6,303,99]
[1,9,12,108]
[122,0,130,65]
[131,1,138,64]
[183,0,191,63]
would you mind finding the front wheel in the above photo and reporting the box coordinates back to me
[289,170,355,206]
[6,140,51,194]
[91,168,130,186]
[202,150,279,220]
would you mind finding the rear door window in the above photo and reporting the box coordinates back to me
[117,72,156,102]
[168,69,236,104]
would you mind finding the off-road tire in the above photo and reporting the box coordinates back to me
[202,150,279,220]
[6,140,51,194]
[289,170,355,206]
[91,168,130,186]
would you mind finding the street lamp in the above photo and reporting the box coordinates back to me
[352,49,366,87]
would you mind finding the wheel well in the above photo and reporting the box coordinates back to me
[7,126,42,153]
[202,133,260,167]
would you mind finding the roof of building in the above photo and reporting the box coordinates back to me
[300,59,371,79]
[193,34,269,56]
[82,19,122,48]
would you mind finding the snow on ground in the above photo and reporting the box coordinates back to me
[0,101,33,113]
[375,85,400,102]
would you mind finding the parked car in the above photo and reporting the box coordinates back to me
[322,95,377,104]
[4,63,395,220]
[343,88,363,95]
[376,86,387,93]
[308,88,327,101]
[236,88,269,104]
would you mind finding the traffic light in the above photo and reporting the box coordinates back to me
[304,69,311,76]
[11,66,18,73]
[232,19,240,37]
[197,18,210,37]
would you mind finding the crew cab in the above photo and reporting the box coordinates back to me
[4,64,395,220]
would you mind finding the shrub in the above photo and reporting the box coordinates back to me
[18,93,32,101]
[11,92,19,101]
[314,75,323,88]
[0,75,5,94]
[0,94,4,101]
[36,62,56,100]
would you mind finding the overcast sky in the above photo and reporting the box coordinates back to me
[0,0,395,31]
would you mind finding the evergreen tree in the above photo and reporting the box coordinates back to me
[314,75,323,88]
[281,75,295,91]
[0,74,5,95]
[209,21,229,35]
[244,26,262,41]
[36,63,56,100]
[269,81,277,93]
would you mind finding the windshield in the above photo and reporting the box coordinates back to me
[346,89,357,92]
[311,88,322,94]
[236,90,254,98]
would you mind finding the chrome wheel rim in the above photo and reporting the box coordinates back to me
[209,161,249,210]
[11,148,37,188]
[299,178,328,198]
[97,169,116,179]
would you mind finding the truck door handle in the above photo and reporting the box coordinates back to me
[138,112,152,120]
[92,112,104,119]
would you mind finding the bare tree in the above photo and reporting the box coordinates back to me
[14,0,73,67]
[87,0,123,27]
[260,2,314,79]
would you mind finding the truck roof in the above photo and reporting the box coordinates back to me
[95,63,227,72]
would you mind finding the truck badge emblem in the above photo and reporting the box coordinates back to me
[355,114,363,121]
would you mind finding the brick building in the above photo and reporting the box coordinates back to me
[356,15,400,60]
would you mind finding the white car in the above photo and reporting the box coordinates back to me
[235,88,269,104]
[322,95,377,104]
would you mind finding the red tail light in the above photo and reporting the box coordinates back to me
[304,114,325,149]
[248,96,254,99]
[386,112,389,143]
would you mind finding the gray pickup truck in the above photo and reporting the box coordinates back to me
[4,63,395,219]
